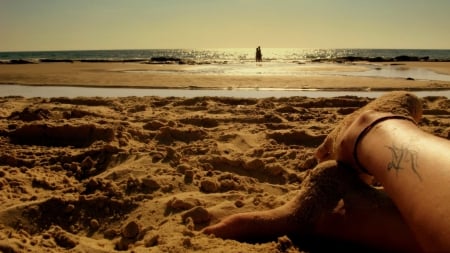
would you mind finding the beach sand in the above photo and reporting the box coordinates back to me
[1,61,450,252]
[1,61,450,90]
[0,94,449,252]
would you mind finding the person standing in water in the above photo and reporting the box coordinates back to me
[256,46,262,62]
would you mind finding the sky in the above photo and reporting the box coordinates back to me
[1,0,450,51]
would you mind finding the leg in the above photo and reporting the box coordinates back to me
[204,92,424,251]
[203,161,347,241]
[315,91,422,163]
[337,109,450,251]
[314,167,422,252]
[203,161,421,251]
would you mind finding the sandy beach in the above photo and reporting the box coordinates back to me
[0,92,449,252]
[3,0,450,250]
[1,61,450,90]
[0,61,450,252]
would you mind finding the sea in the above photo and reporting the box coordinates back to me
[1,48,450,98]
[1,48,450,63]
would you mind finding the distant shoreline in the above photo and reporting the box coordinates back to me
[1,55,450,65]
[2,56,450,65]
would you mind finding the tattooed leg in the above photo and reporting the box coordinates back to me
[386,144,422,181]
[315,91,422,163]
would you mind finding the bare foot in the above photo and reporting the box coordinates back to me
[203,161,352,241]
[203,92,423,251]
[203,160,421,252]
[315,91,422,163]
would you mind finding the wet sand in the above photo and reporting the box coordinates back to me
[0,95,449,252]
[1,61,450,90]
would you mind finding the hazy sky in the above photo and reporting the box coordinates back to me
[1,0,450,51]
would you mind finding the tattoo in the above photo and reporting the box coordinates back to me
[386,144,422,181]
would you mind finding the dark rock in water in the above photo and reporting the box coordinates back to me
[406,77,415,81]
[312,55,431,63]
[150,57,182,63]
[40,59,74,63]
[368,56,393,62]
[9,59,35,64]
[178,59,196,65]
[122,59,146,62]
[336,56,366,62]
[80,59,114,63]
[395,55,420,61]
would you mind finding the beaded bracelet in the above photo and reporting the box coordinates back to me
[352,115,417,175]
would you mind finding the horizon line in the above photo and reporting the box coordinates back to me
[2,47,450,53]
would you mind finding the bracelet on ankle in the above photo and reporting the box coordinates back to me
[352,115,417,175]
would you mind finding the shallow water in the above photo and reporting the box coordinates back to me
[324,64,450,82]
[1,84,449,98]
[126,62,450,82]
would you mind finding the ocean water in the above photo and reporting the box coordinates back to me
[126,61,450,81]
[1,48,450,63]
[3,48,450,81]
[1,84,449,98]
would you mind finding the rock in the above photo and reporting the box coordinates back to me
[168,198,196,210]
[121,221,140,239]
[235,200,245,208]
[181,206,210,224]
[10,59,35,64]
[53,229,78,249]
[90,219,100,230]
[144,234,159,247]
[104,228,120,239]
[200,179,219,193]
[176,163,191,173]
[244,158,265,170]
[150,57,182,63]
[395,55,419,61]
[184,170,194,183]
[276,235,294,252]
[265,163,284,176]
[141,177,161,190]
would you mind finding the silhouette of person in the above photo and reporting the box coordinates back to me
[256,46,262,62]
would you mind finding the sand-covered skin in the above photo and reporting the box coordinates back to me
[0,62,450,90]
[315,91,423,163]
[0,95,449,252]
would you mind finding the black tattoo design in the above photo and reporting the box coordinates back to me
[386,144,422,181]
